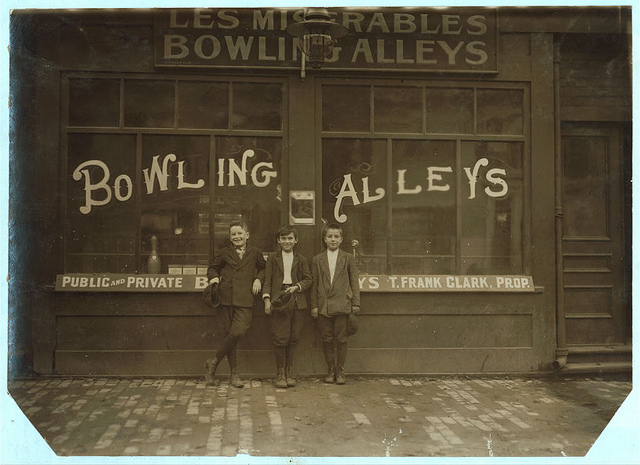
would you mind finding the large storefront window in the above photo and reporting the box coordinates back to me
[64,75,283,273]
[140,135,210,273]
[321,81,527,275]
[322,139,387,274]
[214,137,282,253]
[461,141,524,274]
[66,133,138,272]
[392,140,457,274]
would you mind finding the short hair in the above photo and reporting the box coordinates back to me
[277,225,298,240]
[229,221,249,233]
[323,223,343,238]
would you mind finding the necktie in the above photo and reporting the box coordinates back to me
[236,247,245,259]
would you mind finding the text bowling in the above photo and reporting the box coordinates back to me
[72,149,277,214]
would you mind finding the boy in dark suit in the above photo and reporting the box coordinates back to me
[205,221,266,388]
[310,223,360,385]
[262,225,312,388]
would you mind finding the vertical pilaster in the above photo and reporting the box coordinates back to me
[287,75,317,258]
[530,32,558,367]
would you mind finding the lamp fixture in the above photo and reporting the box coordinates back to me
[286,8,348,78]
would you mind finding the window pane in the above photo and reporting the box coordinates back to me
[391,140,457,274]
[232,82,282,130]
[66,134,137,272]
[124,79,175,128]
[215,137,282,253]
[374,86,422,133]
[141,135,210,272]
[461,141,524,274]
[563,136,608,237]
[322,85,370,132]
[69,78,120,127]
[322,139,387,274]
[178,81,229,129]
[425,88,474,134]
[477,89,524,135]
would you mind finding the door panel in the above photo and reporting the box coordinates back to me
[561,124,627,346]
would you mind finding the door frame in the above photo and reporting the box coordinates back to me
[559,122,630,348]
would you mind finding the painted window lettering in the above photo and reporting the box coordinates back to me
[217,149,277,187]
[333,157,509,223]
[72,149,277,214]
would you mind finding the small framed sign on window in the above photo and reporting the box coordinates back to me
[289,191,315,225]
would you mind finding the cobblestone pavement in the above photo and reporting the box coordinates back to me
[6,375,633,458]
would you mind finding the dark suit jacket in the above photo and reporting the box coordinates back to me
[263,251,312,309]
[310,248,360,316]
[207,245,266,308]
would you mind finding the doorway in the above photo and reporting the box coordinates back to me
[560,123,631,366]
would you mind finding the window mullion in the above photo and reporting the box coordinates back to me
[456,139,462,275]
[135,133,143,273]
[386,137,393,275]
[119,78,125,129]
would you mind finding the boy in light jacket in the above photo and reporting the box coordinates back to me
[310,223,360,385]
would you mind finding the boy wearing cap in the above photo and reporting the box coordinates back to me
[262,226,312,388]
[205,221,266,388]
[310,223,360,385]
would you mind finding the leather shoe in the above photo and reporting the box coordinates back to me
[335,366,346,385]
[275,368,287,389]
[230,371,245,388]
[323,366,335,384]
[285,366,297,387]
[204,358,219,385]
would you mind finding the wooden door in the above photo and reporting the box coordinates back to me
[561,124,630,347]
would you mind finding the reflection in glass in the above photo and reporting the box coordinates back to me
[461,141,524,274]
[124,79,175,128]
[425,88,474,134]
[69,78,120,127]
[563,137,608,237]
[141,135,210,272]
[374,86,422,133]
[178,81,229,129]
[391,140,457,274]
[322,85,371,132]
[477,89,524,135]
[215,137,282,253]
[322,139,387,274]
[66,134,137,272]
[232,82,282,130]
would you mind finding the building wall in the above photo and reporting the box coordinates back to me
[8,8,631,377]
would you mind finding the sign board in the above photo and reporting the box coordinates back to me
[154,8,498,73]
[289,190,315,225]
[56,274,534,293]
[358,275,535,292]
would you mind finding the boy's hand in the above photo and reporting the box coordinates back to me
[264,298,272,315]
[351,306,360,314]
[310,308,319,319]
[285,284,300,294]
[252,279,262,295]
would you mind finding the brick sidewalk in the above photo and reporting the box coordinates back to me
[6,375,632,458]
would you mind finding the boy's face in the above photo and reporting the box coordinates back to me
[277,232,297,253]
[229,225,249,248]
[324,229,343,251]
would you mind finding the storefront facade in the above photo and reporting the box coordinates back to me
[9,7,632,377]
